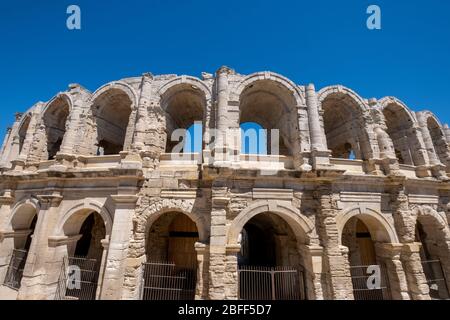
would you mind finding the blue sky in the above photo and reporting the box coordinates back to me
[1,0,450,144]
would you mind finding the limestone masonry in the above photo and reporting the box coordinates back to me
[0,67,449,300]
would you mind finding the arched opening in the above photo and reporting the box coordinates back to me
[237,212,306,300]
[43,98,70,160]
[162,85,205,154]
[18,115,31,155]
[56,211,107,300]
[342,216,391,300]
[93,89,133,155]
[427,117,450,168]
[322,93,369,160]
[2,204,37,290]
[415,218,450,299]
[240,122,267,155]
[383,104,418,165]
[143,212,199,300]
[239,80,299,156]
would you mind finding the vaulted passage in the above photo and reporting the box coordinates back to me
[322,94,369,160]
[93,89,132,155]
[342,217,391,300]
[237,212,306,300]
[383,104,418,165]
[162,85,205,153]
[43,98,70,160]
[144,212,199,300]
[239,80,299,156]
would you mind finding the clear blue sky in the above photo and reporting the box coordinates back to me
[1,0,450,141]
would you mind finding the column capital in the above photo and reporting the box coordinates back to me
[110,194,139,204]
[37,194,63,207]
[375,243,404,259]
[401,242,422,254]
[48,234,82,247]
[225,244,241,254]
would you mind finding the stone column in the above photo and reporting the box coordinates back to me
[133,73,152,151]
[417,113,446,178]
[224,244,240,300]
[305,84,330,169]
[315,186,354,300]
[401,242,430,300]
[99,194,137,300]
[208,186,229,300]
[298,244,325,300]
[59,86,86,155]
[96,237,110,299]
[17,106,44,165]
[213,66,233,166]
[0,127,12,168]
[194,242,209,300]
[375,243,410,300]
[17,194,63,300]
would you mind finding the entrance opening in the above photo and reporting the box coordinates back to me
[143,212,199,300]
[43,98,70,160]
[3,205,37,290]
[415,220,450,299]
[342,217,391,300]
[55,212,106,300]
[238,213,306,300]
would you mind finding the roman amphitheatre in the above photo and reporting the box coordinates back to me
[0,67,449,300]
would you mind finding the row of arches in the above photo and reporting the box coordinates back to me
[10,75,449,170]
[1,198,449,300]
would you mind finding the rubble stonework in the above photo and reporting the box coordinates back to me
[0,67,449,300]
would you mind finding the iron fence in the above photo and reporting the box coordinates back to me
[141,261,197,300]
[3,249,28,290]
[421,259,449,300]
[238,265,306,300]
[54,256,99,300]
[349,264,391,300]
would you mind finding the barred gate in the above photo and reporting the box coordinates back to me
[422,259,449,300]
[349,264,391,300]
[55,256,99,300]
[3,249,28,290]
[141,261,197,300]
[238,265,306,300]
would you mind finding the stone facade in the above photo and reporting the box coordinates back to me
[0,67,449,300]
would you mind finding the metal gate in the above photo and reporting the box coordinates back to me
[238,265,306,300]
[422,259,449,300]
[350,264,391,300]
[140,261,197,300]
[3,249,28,290]
[55,256,99,300]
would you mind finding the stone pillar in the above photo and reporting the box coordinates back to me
[224,244,240,300]
[417,113,446,178]
[298,244,324,300]
[213,66,234,166]
[17,106,43,165]
[17,194,63,300]
[96,237,110,299]
[100,194,137,300]
[208,186,229,300]
[401,242,430,300]
[305,84,330,169]
[315,186,354,300]
[0,127,12,168]
[4,113,24,168]
[133,73,152,151]
[194,242,209,300]
[59,86,86,155]
[375,243,410,300]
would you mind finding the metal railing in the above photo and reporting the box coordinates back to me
[238,265,306,300]
[3,249,28,290]
[349,264,391,300]
[54,256,99,300]
[141,261,197,300]
[421,259,449,300]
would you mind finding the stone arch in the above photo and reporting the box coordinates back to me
[17,112,32,155]
[336,206,399,244]
[89,82,138,155]
[421,111,450,168]
[231,72,307,158]
[54,199,113,237]
[5,196,40,231]
[380,97,427,166]
[413,205,450,241]
[227,200,314,246]
[40,93,73,160]
[157,77,211,153]
[318,85,375,160]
